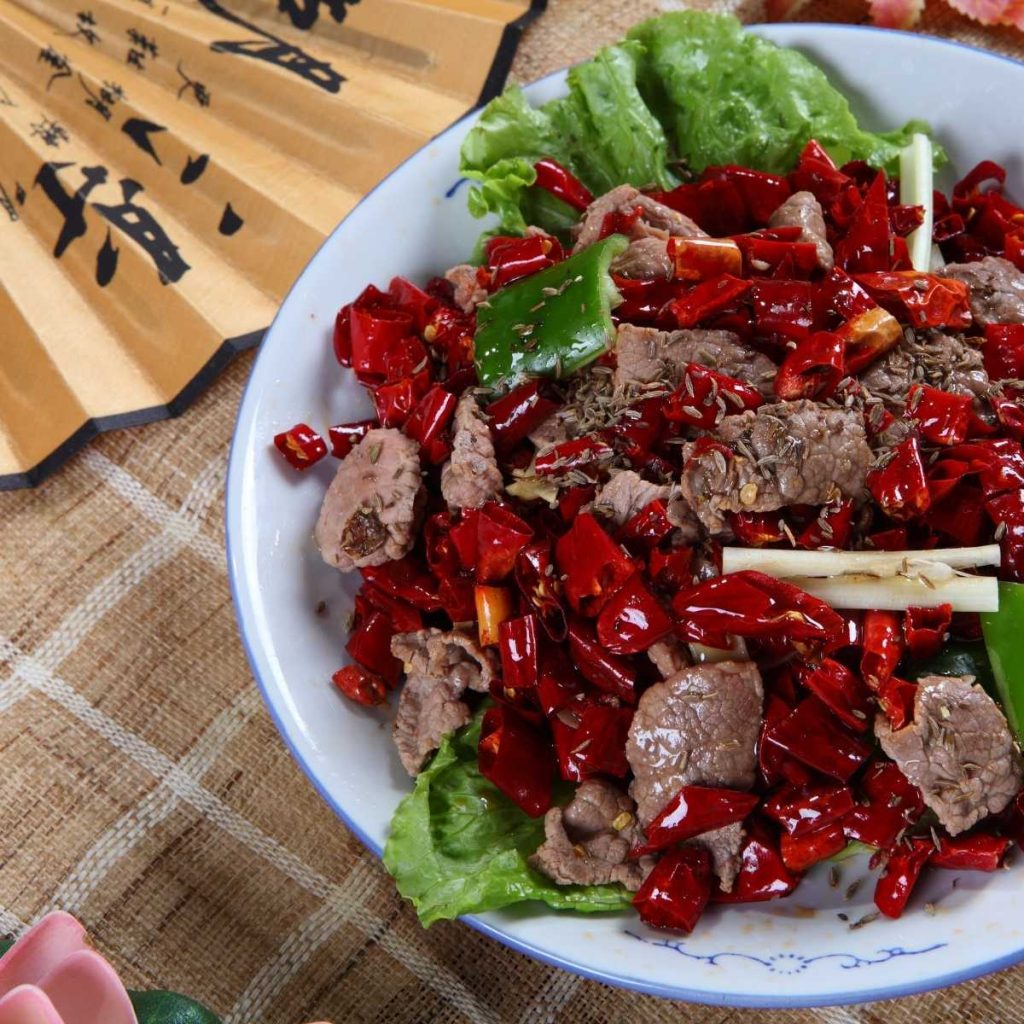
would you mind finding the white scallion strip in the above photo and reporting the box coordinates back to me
[900,132,934,273]
[721,544,1001,579]
[782,573,998,612]
[689,636,749,664]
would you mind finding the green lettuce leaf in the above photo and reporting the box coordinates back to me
[382,709,633,926]
[460,40,673,237]
[627,11,942,175]
[459,11,945,237]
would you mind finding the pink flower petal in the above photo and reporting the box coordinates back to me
[0,986,66,1024]
[867,0,926,28]
[944,0,1024,28]
[38,951,136,1024]
[0,915,88,997]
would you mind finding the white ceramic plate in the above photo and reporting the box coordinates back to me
[226,25,1024,1007]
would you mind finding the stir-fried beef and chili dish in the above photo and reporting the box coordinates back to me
[272,13,1024,933]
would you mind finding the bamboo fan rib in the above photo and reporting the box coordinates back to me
[0,0,543,488]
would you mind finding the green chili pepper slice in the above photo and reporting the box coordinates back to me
[982,581,1024,742]
[473,234,628,389]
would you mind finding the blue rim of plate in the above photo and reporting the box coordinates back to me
[226,23,1024,1007]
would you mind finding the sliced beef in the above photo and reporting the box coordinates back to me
[681,401,871,534]
[859,331,990,412]
[530,780,655,891]
[573,185,707,252]
[647,636,690,678]
[613,324,777,395]
[626,661,763,890]
[316,428,425,572]
[876,674,1023,835]
[610,237,673,280]
[768,191,833,270]
[441,392,503,510]
[391,628,497,775]
[444,263,488,314]
[941,256,1024,326]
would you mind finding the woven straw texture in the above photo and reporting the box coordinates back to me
[2,1,1023,1020]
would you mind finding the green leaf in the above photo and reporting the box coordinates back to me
[982,581,1024,743]
[626,11,944,176]
[128,990,221,1024]
[383,708,633,926]
[459,41,673,236]
[459,11,947,240]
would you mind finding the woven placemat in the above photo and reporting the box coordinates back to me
[2,1,1023,1020]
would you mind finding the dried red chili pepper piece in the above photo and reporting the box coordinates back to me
[712,821,800,904]
[633,846,713,933]
[798,658,873,733]
[927,483,987,547]
[360,583,423,633]
[789,140,850,204]
[535,435,614,477]
[438,577,476,623]
[734,233,819,278]
[750,279,816,343]
[838,306,904,376]
[273,423,328,471]
[670,571,845,651]
[663,362,764,429]
[931,833,1010,871]
[632,786,760,857]
[424,304,475,373]
[867,437,931,521]
[478,704,553,817]
[649,546,695,592]
[361,555,441,612]
[535,642,585,716]
[475,585,514,647]
[558,484,596,523]
[780,821,847,873]
[350,304,417,381]
[669,274,752,329]
[515,542,567,641]
[499,613,539,695]
[908,385,972,447]
[620,500,675,550]
[983,324,1024,382]
[765,697,872,782]
[486,380,560,451]
[727,511,786,547]
[551,700,633,781]
[903,604,953,661]
[843,759,925,849]
[834,172,892,274]
[860,610,905,690]
[331,664,388,707]
[327,419,375,460]
[874,837,933,919]
[533,157,593,211]
[992,394,1024,441]
[555,513,637,615]
[373,373,431,429]
[345,609,402,686]
[763,782,856,837]
[877,675,917,730]
[476,502,534,584]
[797,499,854,550]
[596,576,674,656]
[668,236,743,281]
[701,165,792,224]
[759,693,814,789]
[854,271,972,329]
[774,331,845,401]
[485,234,563,288]
[566,618,637,703]
[404,385,457,464]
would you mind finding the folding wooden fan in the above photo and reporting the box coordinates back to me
[0,0,543,488]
